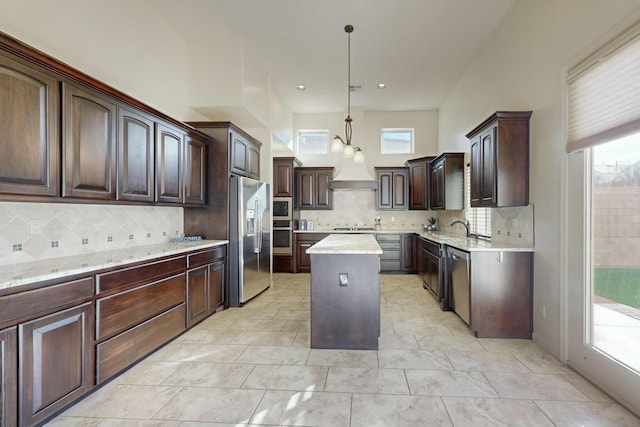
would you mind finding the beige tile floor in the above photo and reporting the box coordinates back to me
[48,273,640,426]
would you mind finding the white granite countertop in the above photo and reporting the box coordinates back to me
[417,232,533,252]
[0,240,228,292]
[306,234,383,255]
[294,229,404,234]
[294,228,533,252]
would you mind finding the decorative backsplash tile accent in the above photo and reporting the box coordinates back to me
[491,204,535,246]
[0,202,184,266]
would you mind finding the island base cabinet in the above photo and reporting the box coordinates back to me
[1,327,17,427]
[96,304,185,384]
[310,254,380,350]
[18,303,94,427]
[470,251,533,339]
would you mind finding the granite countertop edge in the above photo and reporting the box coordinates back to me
[294,229,533,252]
[306,234,383,255]
[0,240,229,292]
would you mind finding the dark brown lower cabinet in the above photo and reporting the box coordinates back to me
[273,255,293,273]
[186,246,227,321]
[0,327,17,427]
[0,244,227,425]
[96,305,185,384]
[96,274,186,341]
[469,251,533,338]
[421,238,443,304]
[209,260,225,312]
[19,303,94,427]
[294,233,329,273]
[95,270,187,384]
[401,234,417,272]
[187,266,209,327]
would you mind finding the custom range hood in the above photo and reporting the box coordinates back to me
[330,159,378,190]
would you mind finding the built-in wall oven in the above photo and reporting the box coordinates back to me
[273,197,293,221]
[272,197,293,255]
[273,220,293,255]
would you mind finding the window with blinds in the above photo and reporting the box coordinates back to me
[464,165,491,237]
[567,22,640,152]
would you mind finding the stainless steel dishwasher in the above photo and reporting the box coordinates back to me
[448,247,471,325]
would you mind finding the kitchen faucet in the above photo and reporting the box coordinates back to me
[450,219,472,238]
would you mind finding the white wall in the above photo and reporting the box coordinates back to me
[294,109,438,173]
[364,110,439,167]
[187,35,244,116]
[0,0,293,150]
[0,0,206,121]
[437,0,640,357]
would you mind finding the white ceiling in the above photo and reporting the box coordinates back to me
[148,0,514,114]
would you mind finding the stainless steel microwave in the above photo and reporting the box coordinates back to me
[272,197,293,220]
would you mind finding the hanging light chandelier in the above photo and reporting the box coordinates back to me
[330,24,365,163]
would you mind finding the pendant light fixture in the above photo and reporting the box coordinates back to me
[331,24,365,163]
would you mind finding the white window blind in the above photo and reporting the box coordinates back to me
[464,165,491,237]
[567,21,640,152]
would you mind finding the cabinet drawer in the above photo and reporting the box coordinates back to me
[0,277,93,327]
[380,261,401,271]
[96,304,185,384]
[96,273,186,340]
[376,234,401,242]
[422,239,441,256]
[187,245,226,269]
[380,249,401,261]
[96,256,186,294]
[378,241,401,250]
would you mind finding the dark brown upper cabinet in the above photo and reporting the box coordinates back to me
[405,157,435,210]
[273,157,302,197]
[155,122,184,204]
[375,167,409,210]
[117,106,154,202]
[429,153,464,210]
[0,32,212,207]
[0,55,59,198]
[466,111,532,207]
[62,83,117,200]
[184,133,207,206]
[295,167,334,210]
[230,131,261,179]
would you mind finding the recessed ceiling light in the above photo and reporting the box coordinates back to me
[377,83,386,89]
[296,84,306,90]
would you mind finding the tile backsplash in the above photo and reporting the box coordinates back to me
[300,191,433,230]
[0,202,183,266]
[437,204,535,247]
[299,191,535,247]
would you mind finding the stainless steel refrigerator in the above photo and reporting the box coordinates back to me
[229,176,271,306]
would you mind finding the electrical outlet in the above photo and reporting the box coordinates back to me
[29,220,43,235]
[339,273,349,287]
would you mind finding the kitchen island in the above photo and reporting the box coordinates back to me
[306,234,383,350]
